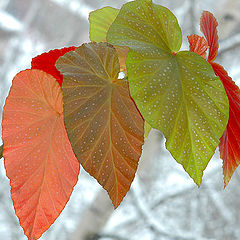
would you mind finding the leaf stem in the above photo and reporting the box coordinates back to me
[0,145,3,159]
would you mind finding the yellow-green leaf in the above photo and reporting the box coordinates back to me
[107,0,182,53]
[144,121,152,141]
[89,6,128,73]
[56,42,144,207]
[107,0,229,185]
[89,7,119,42]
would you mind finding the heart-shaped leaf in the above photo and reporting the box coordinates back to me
[107,0,229,185]
[2,69,80,240]
[191,11,240,186]
[56,42,144,207]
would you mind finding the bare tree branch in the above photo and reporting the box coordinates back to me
[130,177,208,240]
[68,189,114,240]
[87,233,128,240]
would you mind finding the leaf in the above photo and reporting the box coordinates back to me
[89,6,120,42]
[144,121,152,141]
[2,69,80,240]
[200,11,219,62]
[56,42,144,207]
[211,63,240,186]
[31,47,76,86]
[89,6,128,73]
[115,46,129,73]
[107,0,229,185]
[107,0,182,53]
[190,12,240,186]
[187,34,208,59]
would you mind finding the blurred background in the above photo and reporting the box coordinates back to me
[1,0,240,239]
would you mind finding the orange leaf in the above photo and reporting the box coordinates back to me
[31,47,76,86]
[56,42,144,208]
[2,69,80,240]
[187,34,209,59]
[115,46,129,73]
[211,63,240,186]
[200,11,219,62]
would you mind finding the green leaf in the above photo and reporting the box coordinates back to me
[89,6,128,73]
[89,7,120,42]
[144,122,152,141]
[107,0,182,53]
[107,0,229,185]
[56,42,144,207]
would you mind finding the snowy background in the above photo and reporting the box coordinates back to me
[1,0,240,239]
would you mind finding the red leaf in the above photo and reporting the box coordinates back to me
[31,47,76,86]
[200,11,219,62]
[2,69,80,240]
[187,34,209,59]
[190,12,240,185]
[211,63,240,186]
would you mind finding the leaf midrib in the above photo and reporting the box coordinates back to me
[174,55,200,182]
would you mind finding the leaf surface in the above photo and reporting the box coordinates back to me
[187,34,208,59]
[189,11,240,186]
[107,0,182,52]
[89,7,119,42]
[31,47,76,86]
[107,0,229,185]
[200,11,219,62]
[89,6,128,72]
[144,121,152,141]
[56,42,144,207]
[2,69,80,240]
[211,63,240,186]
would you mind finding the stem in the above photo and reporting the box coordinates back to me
[0,145,3,159]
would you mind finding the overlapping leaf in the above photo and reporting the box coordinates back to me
[56,42,144,207]
[200,11,219,62]
[89,6,128,72]
[2,69,80,240]
[187,34,208,59]
[144,121,152,141]
[188,11,240,186]
[212,63,240,186]
[89,7,120,42]
[31,47,76,86]
[107,0,229,185]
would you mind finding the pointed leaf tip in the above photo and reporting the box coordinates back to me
[107,0,229,185]
[56,42,144,208]
[2,69,80,239]
[193,12,240,186]
[211,63,240,187]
